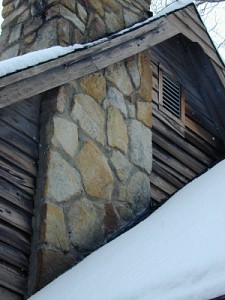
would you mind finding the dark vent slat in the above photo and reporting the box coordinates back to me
[162,91,180,108]
[163,104,180,118]
[163,78,180,93]
[162,81,180,96]
[162,72,181,119]
[163,101,180,115]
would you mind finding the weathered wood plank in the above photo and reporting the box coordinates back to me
[0,285,23,300]
[0,106,39,141]
[153,131,206,173]
[0,168,35,196]
[152,103,185,136]
[0,159,35,189]
[185,127,222,158]
[152,160,186,189]
[0,201,32,234]
[0,178,33,214]
[0,221,31,254]
[0,121,38,159]
[167,13,223,68]
[153,117,212,165]
[10,98,41,126]
[0,262,27,295]
[0,241,29,270]
[150,171,177,195]
[186,43,225,144]
[0,140,37,177]
[0,18,179,108]
[153,147,196,180]
[186,117,221,149]
[150,183,169,203]
[175,10,214,51]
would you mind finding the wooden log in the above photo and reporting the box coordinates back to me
[185,117,222,149]
[150,183,169,203]
[0,285,23,300]
[185,127,222,159]
[0,201,32,234]
[0,120,38,159]
[0,178,33,214]
[152,160,185,189]
[150,171,177,195]
[0,221,30,254]
[0,107,39,141]
[153,130,206,173]
[153,146,196,180]
[0,261,27,296]
[9,99,41,126]
[153,116,212,165]
[0,140,37,177]
[0,241,29,271]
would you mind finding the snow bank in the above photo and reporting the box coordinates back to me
[29,160,225,300]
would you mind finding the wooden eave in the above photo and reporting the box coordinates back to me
[0,3,224,111]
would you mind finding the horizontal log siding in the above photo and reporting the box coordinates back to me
[150,60,224,206]
[0,98,41,298]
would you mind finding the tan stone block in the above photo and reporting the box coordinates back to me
[76,140,114,200]
[77,3,87,22]
[45,150,83,202]
[88,14,106,40]
[25,33,36,46]
[1,4,27,29]
[127,56,140,89]
[107,107,128,154]
[71,94,106,146]
[104,202,119,237]
[138,51,152,102]
[137,101,152,127]
[80,72,106,104]
[124,8,139,27]
[68,198,104,250]
[37,248,75,289]
[2,3,14,18]
[56,86,67,113]
[51,117,78,157]
[105,11,124,34]
[85,0,104,17]
[105,62,133,96]
[39,204,69,251]
[110,150,132,181]
[102,0,120,13]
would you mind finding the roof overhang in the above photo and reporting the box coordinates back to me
[0,3,224,108]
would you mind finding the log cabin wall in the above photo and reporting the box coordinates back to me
[150,35,225,206]
[0,97,41,299]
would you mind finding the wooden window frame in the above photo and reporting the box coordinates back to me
[159,66,185,127]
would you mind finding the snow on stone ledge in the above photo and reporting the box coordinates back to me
[29,159,225,300]
[0,1,194,78]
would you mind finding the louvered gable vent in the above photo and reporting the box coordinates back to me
[162,72,181,119]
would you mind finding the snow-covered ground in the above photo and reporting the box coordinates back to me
[29,159,225,300]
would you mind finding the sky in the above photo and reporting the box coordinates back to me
[0,1,224,59]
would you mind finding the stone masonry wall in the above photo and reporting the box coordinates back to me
[29,50,153,293]
[0,0,152,60]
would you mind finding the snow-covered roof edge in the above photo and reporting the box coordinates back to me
[0,0,214,78]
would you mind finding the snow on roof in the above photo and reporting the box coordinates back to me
[0,1,194,78]
[29,159,225,300]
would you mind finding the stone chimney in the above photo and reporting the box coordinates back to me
[0,0,152,60]
[0,0,153,297]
